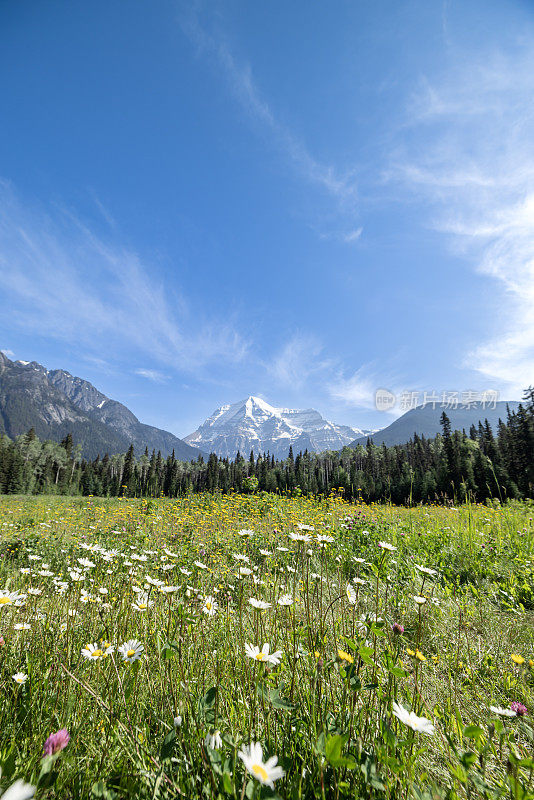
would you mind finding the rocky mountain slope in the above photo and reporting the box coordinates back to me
[0,352,202,460]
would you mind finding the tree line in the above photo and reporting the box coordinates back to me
[1,390,533,504]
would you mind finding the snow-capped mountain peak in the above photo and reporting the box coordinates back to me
[184,396,373,459]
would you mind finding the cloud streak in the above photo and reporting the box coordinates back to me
[135,368,170,383]
[267,333,336,390]
[392,46,534,393]
[180,6,360,230]
[0,181,248,374]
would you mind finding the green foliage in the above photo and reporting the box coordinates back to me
[1,391,533,502]
[0,494,532,799]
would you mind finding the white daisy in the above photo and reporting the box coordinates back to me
[81,642,114,660]
[0,590,26,607]
[413,596,427,605]
[289,532,312,542]
[392,702,435,735]
[205,730,223,750]
[345,584,357,605]
[202,596,218,616]
[238,741,284,788]
[145,576,164,587]
[0,778,36,800]
[132,593,153,611]
[490,706,516,717]
[378,541,397,552]
[248,598,271,610]
[244,643,283,665]
[118,639,144,663]
[12,672,28,685]
[277,594,293,606]
[77,558,96,569]
[415,564,438,576]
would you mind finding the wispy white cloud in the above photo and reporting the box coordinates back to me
[135,368,170,382]
[180,6,360,237]
[267,332,407,416]
[318,227,363,244]
[0,181,248,374]
[392,46,534,394]
[329,367,377,409]
[1,349,14,357]
[328,365,405,418]
[342,228,363,243]
[267,333,335,389]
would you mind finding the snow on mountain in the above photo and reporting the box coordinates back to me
[184,396,373,458]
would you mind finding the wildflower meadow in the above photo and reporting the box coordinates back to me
[0,493,533,799]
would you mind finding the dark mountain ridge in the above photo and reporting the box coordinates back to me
[349,401,520,448]
[0,352,202,461]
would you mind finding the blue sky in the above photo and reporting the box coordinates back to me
[1,0,533,438]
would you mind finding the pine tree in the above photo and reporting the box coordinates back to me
[122,444,135,494]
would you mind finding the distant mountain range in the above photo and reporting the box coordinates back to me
[0,352,202,460]
[184,396,375,459]
[0,351,521,462]
[349,401,520,448]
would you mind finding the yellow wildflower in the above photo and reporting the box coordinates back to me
[337,649,354,664]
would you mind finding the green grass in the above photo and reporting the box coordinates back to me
[0,493,533,799]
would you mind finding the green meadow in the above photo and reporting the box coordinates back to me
[0,493,532,799]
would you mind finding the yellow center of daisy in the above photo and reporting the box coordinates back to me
[91,649,103,658]
[15,677,24,683]
[255,653,265,660]
[252,764,268,781]
[138,603,147,609]
[206,602,212,609]
[0,597,12,604]
[127,649,135,658]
